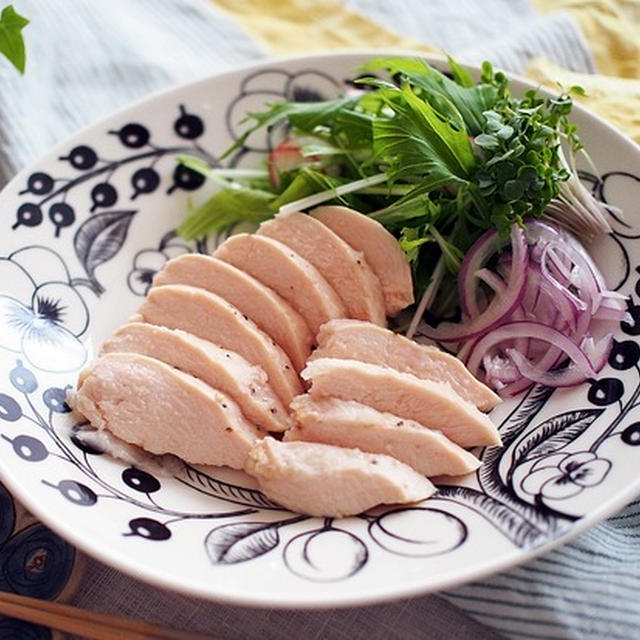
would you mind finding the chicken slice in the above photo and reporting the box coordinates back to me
[302,358,501,448]
[70,353,264,468]
[310,205,414,315]
[313,319,500,411]
[245,437,435,517]
[137,284,302,406]
[153,254,312,372]
[214,233,346,335]
[257,212,386,325]
[101,323,292,432]
[287,395,480,477]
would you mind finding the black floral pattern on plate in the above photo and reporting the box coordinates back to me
[0,64,639,587]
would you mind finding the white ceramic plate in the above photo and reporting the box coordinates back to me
[0,52,639,608]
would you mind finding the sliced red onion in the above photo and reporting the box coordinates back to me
[521,266,541,312]
[436,218,623,396]
[506,348,592,388]
[498,340,566,397]
[581,334,614,373]
[548,241,602,312]
[465,321,598,379]
[539,245,587,313]
[524,219,565,249]
[565,233,608,291]
[474,268,506,295]
[594,293,630,322]
[472,271,529,356]
[531,265,580,332]
[594,306,632,323]
[484,354,520,388]
[422,226,528,342]
[507,334,611,388]
[458,228,501,318]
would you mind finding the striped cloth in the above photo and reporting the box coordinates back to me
[444,504,640,639]
[1,2,639,639]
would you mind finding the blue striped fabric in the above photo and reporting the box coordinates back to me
[1,2,637,639]
[444,499,640,638]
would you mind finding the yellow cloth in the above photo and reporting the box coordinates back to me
[211,0,436,55]
[212,0,640,143]
[532,0,640,78]
[531,0,640,142]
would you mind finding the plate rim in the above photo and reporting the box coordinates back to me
[1,49,640,609]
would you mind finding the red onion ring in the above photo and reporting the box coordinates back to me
[422,226,528,342]
[465,321,598,379]
[428,219,624,395]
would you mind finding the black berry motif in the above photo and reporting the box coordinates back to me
[0,394,21,422]
[131,167,160,199]
[9,361,37,394]
[122,467,161,494]
[21,172,54,196]
[174,105,204,139]
[70,428,104,455]
[55,480,97,506]
[48,203,75,237]
[622,423,640,446]
[3,66,640,590]
[13,105,212,241]
[621,304,640,336]
[284,526,368,581]
[167,164,205,194]
[42,387,71,414]
[608,339,640,370]
[60,145,98,170]
[587,378,625,406]
[90,182,118,212]
[127,518,171,541]
[10,435,48,462]
[109,123,150,149]
[12,203,43,230]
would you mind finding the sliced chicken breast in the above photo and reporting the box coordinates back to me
[214,233,346,335]
[287,395,481,477]
[310,206,414,315]
[302,358,501,447]
[257,212,386,326]
[101,323,292,432]
[70,353,264,468]
[245,437,435,517]
[153,254,312,371]
[313,319,500,411]
[137,285,302,406]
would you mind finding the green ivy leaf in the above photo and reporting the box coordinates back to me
[0,5,28,74]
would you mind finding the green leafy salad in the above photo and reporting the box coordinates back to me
[177,57,608,323]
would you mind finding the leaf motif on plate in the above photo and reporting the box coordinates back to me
[498,384,556,447]
[72,210,136,292]
[180,465,280,509]
[476,384,557,531]
[205,522,279,565]
[434,486,556,548]
[511,408,604,469]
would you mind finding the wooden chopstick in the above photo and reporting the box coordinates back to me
[0,590,214,640]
